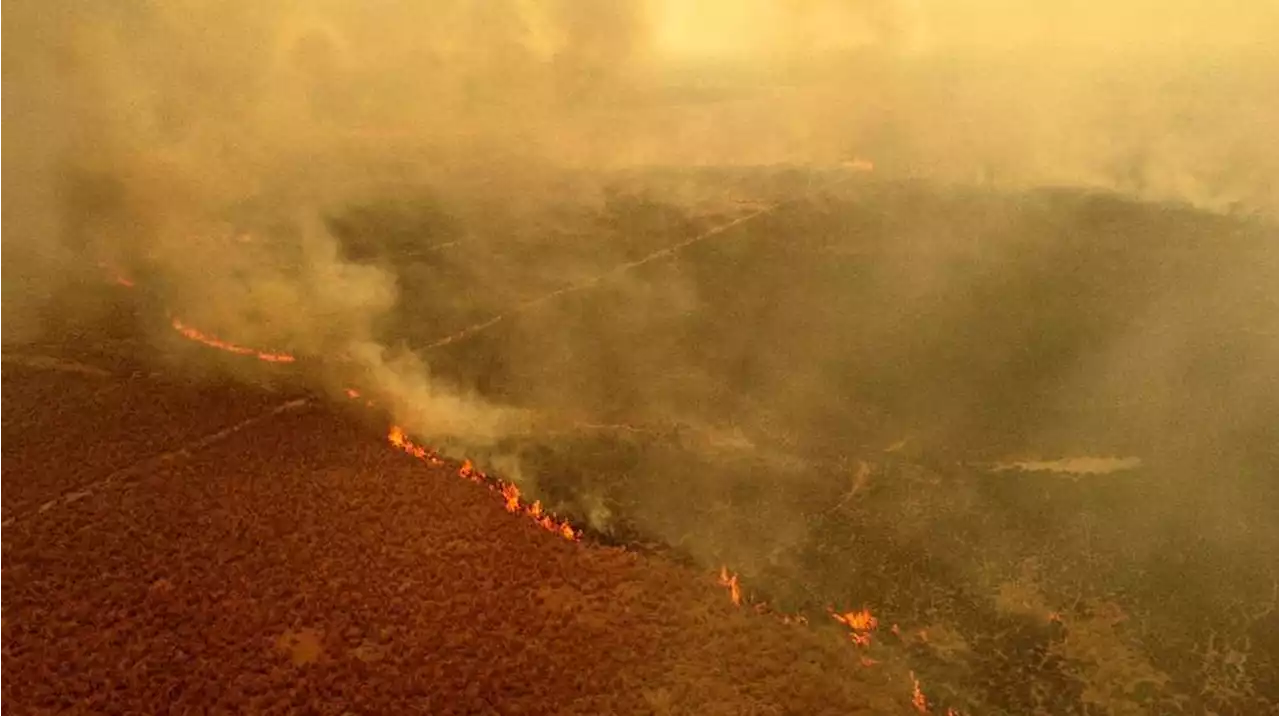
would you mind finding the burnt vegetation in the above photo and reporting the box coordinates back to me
[297,174,1276,714]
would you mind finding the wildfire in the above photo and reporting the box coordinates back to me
[717,566,743,606]
[166,306,942,714]
[831,607,879,646]
[92,183,945,715]
[710,569,947,712]
[97,261,135,288]
[170,318,296,363]
[907,671,961,715]
[911,672,928,713]
[387,425,579,542]
[97,259,292,363]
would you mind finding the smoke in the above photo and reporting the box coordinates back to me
[1,0,659,442]
[2,0,1274,572]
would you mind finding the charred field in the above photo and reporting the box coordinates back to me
[5,168,1277,714]
[335,170,1278,714]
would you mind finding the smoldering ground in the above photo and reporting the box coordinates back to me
[3,2,1277,710]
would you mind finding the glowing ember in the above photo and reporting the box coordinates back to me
[717,566,742,607]
[341,388,375,408]
[387,425,579,541]
[910,672,928,713]
[170,318,296,363]
[97,261,135,287]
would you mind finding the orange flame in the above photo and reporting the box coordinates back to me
[830,607,879,646]
[832,608,878,632]
[170,318,296,363]
[387,425,579,541]
[910,672,928,713]
[500,483,522,513]
[380,410,936,709]
[717,566,742,607]
[341,388,375,408]
[97,261,135,288]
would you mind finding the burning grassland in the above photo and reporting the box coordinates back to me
[6,1,1274,709]
[170,317,297,364]
[45,176,1280,714]
[387,425,580,542]
[3,368,929,715]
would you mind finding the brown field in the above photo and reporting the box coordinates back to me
[2,348,918,715]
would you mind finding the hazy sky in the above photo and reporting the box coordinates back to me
[652,0,1278,58]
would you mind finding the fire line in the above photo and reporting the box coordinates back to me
[170,317,297,363]
[105,168,959,714]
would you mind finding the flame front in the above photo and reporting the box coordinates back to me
[381,396,941,713]
[387,425,579,541]
[831,607,879,646]
[717,566,743,606]
[170,318,296,363]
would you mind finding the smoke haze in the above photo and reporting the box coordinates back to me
[6,3,1274,352]
[4,0,1277,641]
[4,2,1276,708]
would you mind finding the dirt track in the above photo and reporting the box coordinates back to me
[1,359,913,715]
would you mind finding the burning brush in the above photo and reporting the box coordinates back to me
[388,425,579,542]
[170,317,297,364]
[98,259,300,365]
[98,205,957,713]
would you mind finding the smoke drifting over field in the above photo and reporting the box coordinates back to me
[6,0,1274,388]
[4,4,1276,708]
[3,1,1275,566]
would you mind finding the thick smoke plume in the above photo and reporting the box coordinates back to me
[2,0,663,441]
